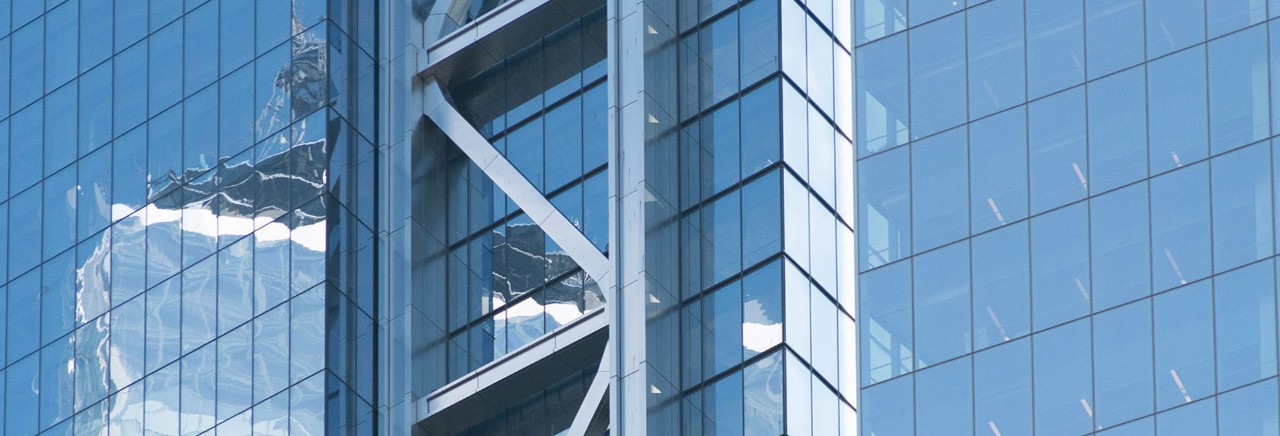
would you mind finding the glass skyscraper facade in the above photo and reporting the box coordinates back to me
[858,0,1280,434]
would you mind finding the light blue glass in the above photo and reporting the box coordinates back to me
[78,62,112,157]
[742,261,782,360]
[967,0,1025,119]
[45,83,77,177]
[1027,0,1083,98]
[739,0,778,87]
[181,344,217,435]
[218,323,253,421]
[1151,163,1212,291]
[784,353,812,436]
[1087,68,1146,192]
[702,190,741,285]
[973,222,1030,348]
[1208,25,1270,155]
[1146,0,1204,58]
[110,296,145,390]
[742,171,781,267]
[1085,0,1142,79]
[784,260,813,361]
[1090,183,1150,310]
[913,241,971,367]
[1208,0,1267,38]
[291,287,325,384]
[1031,202,1091,330]
[1148,47,1208,175]
[911,127,967,252]
[970,108,1028,234]
[582,84,607,171]
[703,100,740,195]
[1216,379,1279,435]
[1029,87,1088,213]
[1157,398,1217,436]
[1033,319,1093,435]
[40,334,73,431]
[184,87,218,176]
[507,118,544,191]
[146,277,181,374]
[253,303,290,402]
[544,97,583,192]
[741,80,780,178]
[859,260,912,384]
[115,0,147,51]
[1153,281,1215,411]
[45,1,77,90]
[184,2,217,94]
[854,0,905,43]
[704,370,743,435]
[909,14,966,139]
[1211,142,1273,272]
[1093,300,1154,428]
[856,33,908,156]
[743,352,783,436]
[915,357,973,435]
[218,237,255,333]
[11,16,43,109]
[861,374,913,435]
[149,22,182,117]
[859,146,910,270]
[1097,417,1153,436]
[807,22,835,118]
[974,339,1033,436]
[11,101,43,195]
[5,355,37,435]
[811,286,840,380]
[8,184,41,280]
[703,281,742,377]
[41,250,75,345]
[79,0,111,70]
[182,258,218,353]
[43,167,76,259]
[701,13,738,109]
[1213,261,1278,390]
[584,172,608,252]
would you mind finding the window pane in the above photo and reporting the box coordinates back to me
[1154,281,1215,411]
[861,374,913,435]
[1031,203,1091,330]
[1090,183,1151,310]
[910,0,964,27]
[703,370,743,436]
[1148,46,1208,175]
[1096,417,1153,436]
[856,34,909,156]
[854,0,905,43]
[743,352,783,436]
[701,14,739,109]
[973,222,1030,348]
[859,260,912,384]
[1146,0,1205,58]
[1213,261,1278,390]
[742,261,783,359]
[969,107,1027,234]
[1029,87,1088,214]
[909,14,966,138]
[1093,300,1154,429]
[1216,380,1280,436]
[1211,142,1273,272]
[975,339,1032,436]
[1208,25,1269,155]
[1084,0,1142,79]
[544,97,582,192]
[702,190,741,286]
[703,281,743,376]
[1156,398,1217,436]
[913,241,971,367]
[507,118,544,191]
[916,357,972,435]
[1027,0,1083,98]
[1207,0,1266,38]
[741,80,780,178]
[967,0,1025,119]
[702,100,740,196]
[1087,67,1147,192]
[1033,319,1094,435]
[911,127,967,251]
[859,147,910,270]
[739,0,779,86]
[1151,163,1212,291]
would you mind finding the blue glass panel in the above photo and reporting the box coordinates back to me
[1148,47,1208,175]
[913,241,970,367]
[854,0,905,43]
[582,84,607,171]
[40,334,73,430]
[507,118,544,191]
[145,278,181,374]
[1031,202,1091,330]
[41,250,75,345]
[1217,380,1279,435]
[180,345,217,435]
[114,0,146,51]
[220,0,254,74]
[1085,0,1142,79]
[1033,319,1094,435]
[972,222,1030,348]
[1208,0,1266,38]
[910,125,968,258]
[856,33,908,156]
[1029,87,1088,213]
[1087,68,1146,192]
[544,96,582,192]
[10,101,43,195]
[1027,0,1083,98]
[1151,164,1211,291]
[185,3,218,94]
[861,373,913,435]
[1097,417,1153,436]
[110,296,145,390]
[742,171,781,267]
[970,108,1027,234]
[743,352,783,436]
[974,339,1032,436]
[702,190,741,286]
[910,0,963,27]
[742,261,782,359]
[909,14,965,139]
[11,16,43,109]
[703,280,743,377]
[5,355,37,434]
[79,0,111,70]
[739,0,778,87]
[113,43,147,134]
[148,22,182,117]
[8,185,40,280]
[43,166,76,259]
[584,171,608,252]
[1213,261,1278,390]
[703,370,743,435]
[915,357,972,435]
[291,287,325,383]
[257,0,291,53]
[79,62,112,157]
[967,0,1024,119]
[859,146,910,270]
[859,260,912,384]
[1208,25,1269,155]
[1153,281,1215,411]
[253,303,290,402]
[1156,398,1217,436]
[217,324,253,421]
[701,13,738,108]
[702,100,740,196]
[7,271,39,364]
[1211,143,1273,271]
[1093,300,1154,428]
[1090,183,1150,310]
[1146,0,1204,58]
[45,83,77,177]
[741,80,780,178]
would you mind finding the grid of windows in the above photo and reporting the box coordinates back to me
[0,0,376,434]
[858,0,1280,434]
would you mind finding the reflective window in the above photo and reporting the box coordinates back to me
[861,374,913,436]
[911,0,964,27]
[1156,398,1217,436]
[1154,281,1215,411]
[703,190,742,286]
[742,171,781,268]
[854,0,906,43]
[1148,46,1209,175]
[909,14,966,139]
[975,339,1032,436]
[911,127,967,252]
[1216,380,1280,435]
[860,260,912,384]
[969,107,1027,234]
[967,0,1025,119]
[741,80,781,179]
[1207,0,1267,38]
[1031,203,1091,330]
[913,241,970,367]
[1208,25,1270,155]
[1085,0,1142,79]
[1093,301,1154,428]
[704,281,743,377]
[743,352,784,435]
[972,222,1030,349]
[1087,67,1147,192]
[1033,319,1094,435]
[856,34,908,156]
[739,0,779,87]
[703,100,740,196]
[703,370,743,435]
[915,357,972,435]
[1151,163,1212,291]
[701,13,739,109]
[1211,143,1273,272]
[1027,0,1084,98]
[1213,261,1278,390]
[742,261,783,360]
[1029,87,1088,213]
[859,147,910,270]
[1090,183,1150,310]
[1146,0,1205,58]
